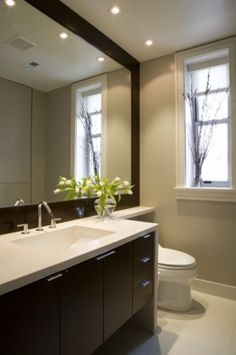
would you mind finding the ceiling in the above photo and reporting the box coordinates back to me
[62,0,236,62]
[0,0,121,92]
[0,0,235,91]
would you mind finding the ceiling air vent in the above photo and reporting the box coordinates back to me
[22,61,40,70]
[5,34,36,51]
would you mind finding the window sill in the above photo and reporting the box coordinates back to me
[175,187,236,202]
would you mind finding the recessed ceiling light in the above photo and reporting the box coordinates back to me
[60,32,68,39]
[98,56,105,62]
[109,5,120,15]
[145,39,153,46]
[5,0,15,6]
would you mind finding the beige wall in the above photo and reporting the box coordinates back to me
[0,78,31,206]
[45,85,71,202]
[140,54,236,287]
[31,89,46,203]
[106,68,131,181]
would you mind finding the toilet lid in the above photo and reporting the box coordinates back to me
[158,247,196,269]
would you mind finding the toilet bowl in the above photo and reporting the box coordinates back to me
[157,246,197,312]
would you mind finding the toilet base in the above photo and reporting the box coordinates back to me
[157,280,193,312]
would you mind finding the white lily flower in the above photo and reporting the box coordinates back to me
[59,180,65,186]
[123,181,129,186]
[54,189,60,194]
[114,176,120,182]
[75,186,80,194]
[97,191,102,197]
[118,184,123,189]
[100,181,105,186]
[127,190,133,195]
[66,179,72,185]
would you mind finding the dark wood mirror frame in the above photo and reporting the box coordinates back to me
[0,0,140,234]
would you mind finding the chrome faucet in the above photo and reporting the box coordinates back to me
[36,201,60,231]
[14,198,25,206]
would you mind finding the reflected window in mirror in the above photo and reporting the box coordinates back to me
[71,75,107,180]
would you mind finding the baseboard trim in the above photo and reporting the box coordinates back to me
[192,278,236,301]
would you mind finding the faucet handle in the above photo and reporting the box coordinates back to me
[17,223,29,234]
[49,217,61,229]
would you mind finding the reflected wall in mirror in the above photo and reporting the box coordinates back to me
[0,0,131,207]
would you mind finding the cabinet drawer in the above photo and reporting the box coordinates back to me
[133,279,153,314]
[133,255,153,289]
[133,233,154,261]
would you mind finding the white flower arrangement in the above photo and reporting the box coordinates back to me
[54,175,133,216]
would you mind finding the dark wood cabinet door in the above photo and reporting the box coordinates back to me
[60,258,103,355]
[0,277,60,355]
[102,243,133,341]
[133,233,154,314]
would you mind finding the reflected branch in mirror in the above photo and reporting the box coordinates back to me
[79,102,101,176]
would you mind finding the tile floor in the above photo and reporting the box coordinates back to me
[94,291,236,355]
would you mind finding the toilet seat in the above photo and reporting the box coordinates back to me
[158,247,196,270]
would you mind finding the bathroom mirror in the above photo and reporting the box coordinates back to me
[0,0,139,208]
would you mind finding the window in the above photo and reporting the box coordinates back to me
[185,56,230,187]
[71,75,107,180]
[175,38,236,202]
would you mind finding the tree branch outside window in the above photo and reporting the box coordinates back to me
[79,102,101,176]
[184,72,229,186]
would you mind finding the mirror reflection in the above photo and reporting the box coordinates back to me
[0,0,131,207]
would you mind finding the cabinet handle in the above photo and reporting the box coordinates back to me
[139,256,151,263]
[47,273,63,282]
[143,234,151,239]
[140,280,151,288]
[96,250,116,261]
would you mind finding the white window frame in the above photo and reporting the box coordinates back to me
[70,74,107,180]
[175,37,236,202]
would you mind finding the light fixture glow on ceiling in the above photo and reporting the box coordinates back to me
[60,32,68,39]
[145,39,153,46]
[109,5,120,15]
[5,0,16,6]
[98,56,105,62]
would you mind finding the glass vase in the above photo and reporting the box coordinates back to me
[94,197,116,219]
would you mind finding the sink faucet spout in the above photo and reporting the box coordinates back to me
[37,201,56,231]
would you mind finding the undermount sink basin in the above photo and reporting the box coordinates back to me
[12,225,113,252]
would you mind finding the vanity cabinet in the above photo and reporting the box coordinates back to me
[0,233,154,355]
[0,276,60,355]
[61,242,132,354]
[60,258,103,355]
[102,242,133,340]
[133,233,154,313]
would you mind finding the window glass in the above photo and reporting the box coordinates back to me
[75,88,102,178]
[90,113,102,135]
[196,92,229,121]
[85,93,101,113]
[201,124,228,182]
[185,56,230,187]
[191,64,228,92]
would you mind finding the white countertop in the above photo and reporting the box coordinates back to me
[0,214,157,296]
[113,206,155,219]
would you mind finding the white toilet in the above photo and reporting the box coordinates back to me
[157,245,197,312]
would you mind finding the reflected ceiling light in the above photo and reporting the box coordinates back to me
[98,56,105,62]
[145,39,153,46]
[5,0,16,6]
[60,32,68,39]
[109,5,120,15]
